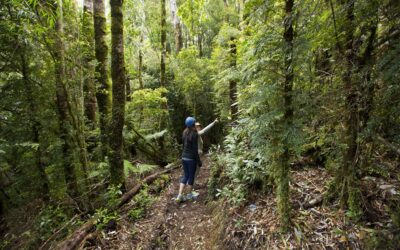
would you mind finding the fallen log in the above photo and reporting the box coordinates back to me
[57,161,179,250]
[57,219,97,250]
[118,162,179,208]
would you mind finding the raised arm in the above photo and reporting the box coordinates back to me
[198,119,217,135]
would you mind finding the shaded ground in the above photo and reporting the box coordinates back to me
[102,156,214,250]
[212,167,400,250]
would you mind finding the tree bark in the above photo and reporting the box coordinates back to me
[83,0,97,125]
[125,69,131,102]
[138,36,144,89]
[198,32,203,57]
[277,0,294,230]
[54,0,80,200]
[93,0,111,158]
[160,0,166,87]
[333,0,362,215]
[229,37,238,122]
[109,0,126,189]
[170,0,182,54]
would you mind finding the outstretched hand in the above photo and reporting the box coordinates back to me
[214,118,219,123]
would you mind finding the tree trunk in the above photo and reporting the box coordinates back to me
[334,0,362,216]
[21,53,50,201]
[83,0,97,125]
[277,0,294,230]
[170,0,182,54]
[157,0,168,154]
[54,0,80,200]
[109,0,126,189]
[138,36,144,89]
[126,72,131,102]
[160,0,166,87]
[198,32,203,57]
[229,37,238,122]
[359,24,377,130]
[93,0,111,159]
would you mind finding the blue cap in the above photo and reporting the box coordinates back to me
[185,117,196,127]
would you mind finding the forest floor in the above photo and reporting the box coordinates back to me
[2,155,399,249]
[100,156,214,250]
[86,156,399,250]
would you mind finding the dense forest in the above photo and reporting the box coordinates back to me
[0,0,399,249]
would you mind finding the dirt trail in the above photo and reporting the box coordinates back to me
[127,156,214,250]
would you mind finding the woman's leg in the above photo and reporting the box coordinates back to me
[178,183,185,196]
[178,160,190,197]
[187,160,197,188]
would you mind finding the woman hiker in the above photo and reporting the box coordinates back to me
[176,117,202,202]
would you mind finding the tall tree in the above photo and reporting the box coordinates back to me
[326,0,360,214]
[83,0,97,125]
[229,36,238,122]
[170,0,183,54]
[276,0,294,230]
[109,0,126,189]
[160,0,167,87]
[53,0,80,200]
[329,0,379,217]
[93,0,111,158]
[138,35,144,89]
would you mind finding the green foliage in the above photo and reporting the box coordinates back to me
[128,207,145,221]
[128,186,155,221]
[171,47,214,115]
[103,185,123,209]
[127,88,168,128]
[169,46,219,143]
[209,121,273,205]
[124,161,158,176]
[134,186,155,208]
[35,205,69,241]
[94,208,119,230]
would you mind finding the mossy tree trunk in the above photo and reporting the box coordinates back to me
[94,0,111,159]
[170,0,182,54]
[277,0,294,230]
[330,0,378,218]
[338,0,361,216]
[160,0,166,87]
[83,0,97,125]
[54,0,80,200]
[109,0,126,190]
[138,35,144,89]
[229,37,238,122]
[325,0,364,217]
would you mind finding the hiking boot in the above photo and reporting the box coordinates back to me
[186,192,198,201]
[175,194,185,203]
